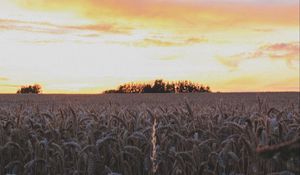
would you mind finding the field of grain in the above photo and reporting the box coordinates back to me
[0,93,299,175]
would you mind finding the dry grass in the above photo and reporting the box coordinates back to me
[0,93,299,175]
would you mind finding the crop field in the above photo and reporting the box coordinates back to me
[0,93,299,175]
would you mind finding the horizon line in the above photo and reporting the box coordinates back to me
[0,91,299,95]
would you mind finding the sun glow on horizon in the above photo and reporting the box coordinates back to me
[0,0,299,93]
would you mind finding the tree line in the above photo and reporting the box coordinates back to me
[16,80,211,94]
[104,79,211,93]
[17,84,42,94]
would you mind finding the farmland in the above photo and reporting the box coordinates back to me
[0,92,299,175]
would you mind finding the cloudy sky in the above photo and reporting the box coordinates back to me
[0,0,299,93]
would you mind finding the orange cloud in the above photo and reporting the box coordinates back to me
[0,18,66,34]
[216,54,244,70]
[63,24,131,34]
[111,37,207,47]
[135,37,207,47]
[185,37,208,44]
[0,18,130,35]
[13,0,299,32]
[137,38,179,47]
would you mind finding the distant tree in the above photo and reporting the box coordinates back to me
[165,82,175,93]
[17,84,42,94]
[103,79,211,94]
[142,84,153,93]
[103,89,118,93]
[152,79,165,93]
[117,85,126,93]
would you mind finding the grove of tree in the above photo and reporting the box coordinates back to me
[17,84,42,94]
[104,79,211,93]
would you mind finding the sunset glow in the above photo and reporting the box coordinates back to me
[0,0,299,93]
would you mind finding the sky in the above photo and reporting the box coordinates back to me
[0,0,299,93]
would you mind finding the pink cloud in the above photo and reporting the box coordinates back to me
[259,42,299,62]
[217,42,300,69]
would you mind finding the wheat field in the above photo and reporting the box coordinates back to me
[0,93,299,175]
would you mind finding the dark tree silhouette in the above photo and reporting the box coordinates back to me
[104,79,211,94]
[17,84,42,94]
[165,82,175,93]
[142,84,153,93]
[152,79,165,93]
